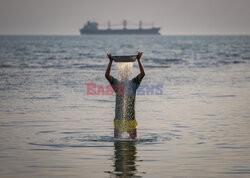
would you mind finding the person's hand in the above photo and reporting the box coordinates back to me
[107,53,113,62]
[137,52,143,61]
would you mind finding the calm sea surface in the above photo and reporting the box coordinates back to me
[0,35,250,177]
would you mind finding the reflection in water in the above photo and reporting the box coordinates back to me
[106,140,143,177]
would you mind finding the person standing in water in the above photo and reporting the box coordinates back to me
[105,52,145,139]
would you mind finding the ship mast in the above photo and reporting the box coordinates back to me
[139,21,142,29]
[123,20,127,30]
[107,21,111,30]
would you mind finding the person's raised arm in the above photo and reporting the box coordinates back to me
[136,52,145,81]
[105,53,113,83]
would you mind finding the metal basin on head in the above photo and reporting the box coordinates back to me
[112,55,137,62]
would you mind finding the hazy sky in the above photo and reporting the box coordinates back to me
[0,0,250,35]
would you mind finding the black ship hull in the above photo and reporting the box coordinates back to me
[80,28,160,35]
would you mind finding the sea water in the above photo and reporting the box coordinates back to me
[0,35,250,177]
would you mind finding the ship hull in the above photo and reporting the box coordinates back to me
[80,28,160,35]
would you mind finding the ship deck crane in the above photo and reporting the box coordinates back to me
[98,20,155,30]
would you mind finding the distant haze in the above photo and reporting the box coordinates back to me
[0,0,250,35]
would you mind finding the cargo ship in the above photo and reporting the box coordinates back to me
[80,20,161,35]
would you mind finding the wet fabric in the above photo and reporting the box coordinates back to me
[110,75,141,121]
[114,120,137,132]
